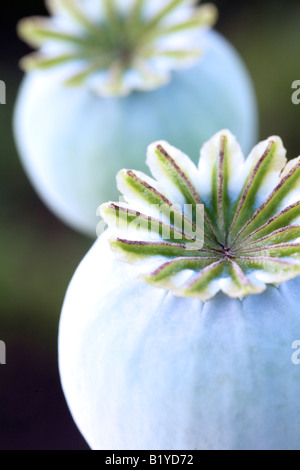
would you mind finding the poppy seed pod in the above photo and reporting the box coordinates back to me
[14,0,258,235]
[59,131,300,450]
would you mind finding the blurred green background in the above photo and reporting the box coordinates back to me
[0,0,299,450]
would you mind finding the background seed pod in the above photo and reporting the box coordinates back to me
[13,1,258,237]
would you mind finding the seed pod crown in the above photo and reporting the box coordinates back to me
[101,130,300,300]
[18,0,217,96]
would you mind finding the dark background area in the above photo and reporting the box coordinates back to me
[0,0,299,450]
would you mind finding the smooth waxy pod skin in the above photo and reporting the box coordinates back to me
[14,0,257,236]
[59,131,300,450]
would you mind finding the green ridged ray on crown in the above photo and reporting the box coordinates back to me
[100,130,300,301]
[18,0,217,96]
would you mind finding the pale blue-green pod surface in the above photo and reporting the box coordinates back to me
[59,231,300,450]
